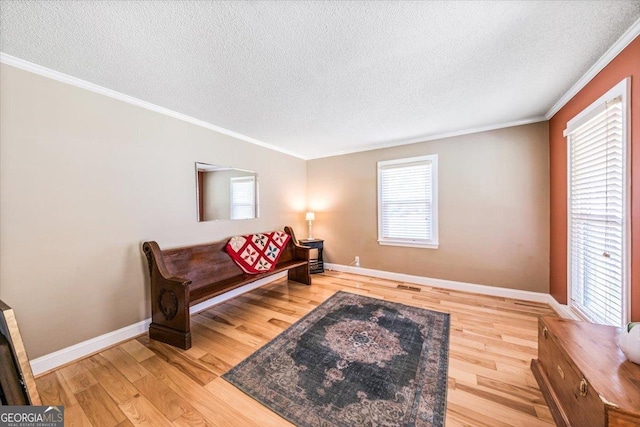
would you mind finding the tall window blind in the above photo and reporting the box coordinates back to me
[377,155,438,248]
[567,83,628,327]
[230,176,256,220]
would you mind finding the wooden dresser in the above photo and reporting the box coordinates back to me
[531,316,640,427]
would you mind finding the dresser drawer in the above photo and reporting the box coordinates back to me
[537,320,605,427]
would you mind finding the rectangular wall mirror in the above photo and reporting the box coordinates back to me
[196,162,259,221]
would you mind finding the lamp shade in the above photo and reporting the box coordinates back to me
[305,212,315,221]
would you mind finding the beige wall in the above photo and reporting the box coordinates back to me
[0,62,550,359]
[307,122,550,293]
[0,64,307,358]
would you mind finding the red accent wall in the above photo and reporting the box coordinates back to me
[549,36,640,321]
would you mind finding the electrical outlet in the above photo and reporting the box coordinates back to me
[354,256,360,267]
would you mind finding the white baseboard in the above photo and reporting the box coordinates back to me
[30,319,151,375]
[546,296,581,320]
[325,263,551,303]
[325,263,583,320]
[31,267,577,375]
[30,272,287,376]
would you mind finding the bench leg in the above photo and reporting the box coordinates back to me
[288,264,311,285]
[149,324,191,350]
[149,283,192,350]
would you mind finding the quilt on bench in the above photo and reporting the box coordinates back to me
[225,231,291,274]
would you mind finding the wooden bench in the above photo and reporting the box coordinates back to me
[142,226,310,349]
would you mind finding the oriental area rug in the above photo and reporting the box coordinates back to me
[222,291,450,427]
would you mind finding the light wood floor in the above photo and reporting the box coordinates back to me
[36,271,557,427]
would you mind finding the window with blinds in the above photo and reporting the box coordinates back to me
[377,154,438,248]
[566,78,629,327]
[230,176,256,220]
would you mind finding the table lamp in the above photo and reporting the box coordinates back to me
[305,212,315,239]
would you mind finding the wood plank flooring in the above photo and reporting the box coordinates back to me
[35,271,557,426]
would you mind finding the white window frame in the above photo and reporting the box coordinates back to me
[230,175,256,220]
[377,154,439,249]
[565,77,631,327]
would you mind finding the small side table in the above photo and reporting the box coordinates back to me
[299,239,324,274]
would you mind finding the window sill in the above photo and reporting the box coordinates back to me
[378,239,439,249]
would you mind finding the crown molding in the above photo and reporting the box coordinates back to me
[309,116,547,160]
[0,53,547,161]
[0,53,305,160]
[545,18,640,119]
[13,32,636,160]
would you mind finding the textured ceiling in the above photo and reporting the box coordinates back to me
[1,1,639,159]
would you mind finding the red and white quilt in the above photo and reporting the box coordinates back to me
[225,231,291,274]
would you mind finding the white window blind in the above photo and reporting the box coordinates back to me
[230,176,256,220]
[567,79,629,327]
[377,155,438,248]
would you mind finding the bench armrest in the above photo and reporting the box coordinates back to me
[292,242,311,260]
[284,226,311,261]
[143,242,190,286]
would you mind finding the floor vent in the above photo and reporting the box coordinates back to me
[397,284,421,292]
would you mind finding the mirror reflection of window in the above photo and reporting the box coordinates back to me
[230,176,256,220]
[196,162,258,221]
